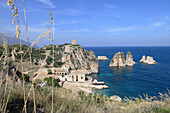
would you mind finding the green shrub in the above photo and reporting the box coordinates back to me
[34,79,42,84]
[53,61,64,67]
[34,62,38,65]
[46,56,52,65]
[43,77,59,87]
[47,69,52,74]
[43,65,49,68]
[20,74,30,83]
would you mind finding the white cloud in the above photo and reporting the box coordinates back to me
[36,0,55,8]
[72,29,89,33]
[104,26,136,32]
[0,24,46,37]
[153,22,165,27]
[56,20,77,25]
[55,8,87,16]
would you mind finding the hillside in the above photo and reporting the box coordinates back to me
[0,43,99,74]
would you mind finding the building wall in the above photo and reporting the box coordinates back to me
[72,39,77,45]
[67,74,85,82]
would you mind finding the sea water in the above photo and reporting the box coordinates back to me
[85,47,170,98]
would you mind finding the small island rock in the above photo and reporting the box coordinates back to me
[125,51,136,66]
[97,56,109,60]
[140,55,157,64]
[109,52,126,67]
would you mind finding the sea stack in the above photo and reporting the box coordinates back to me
[109,51,136,67]
[125,51,136,66]
[140,55,157,64]
[109,52,126,67]
[97,56,109,60]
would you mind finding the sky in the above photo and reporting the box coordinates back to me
[0,0,170,47]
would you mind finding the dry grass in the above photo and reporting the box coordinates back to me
[0,80,169,113]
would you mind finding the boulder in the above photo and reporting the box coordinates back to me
[38,81,48,88]
[93,79,98,84]
[110,95,122,102]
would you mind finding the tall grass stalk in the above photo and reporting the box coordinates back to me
[51,9,54,113]
[21,0,36,112]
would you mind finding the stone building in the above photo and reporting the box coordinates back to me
[67,70,85,82]
[72,39,77,45]
[46,68,68,76]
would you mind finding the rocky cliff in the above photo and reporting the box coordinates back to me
[61,44,99,73]
[109,51,135,67]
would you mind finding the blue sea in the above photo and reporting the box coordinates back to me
[85,47,170,98]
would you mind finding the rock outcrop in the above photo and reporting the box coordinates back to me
[110,95,122,102]
[1,44,99,74]
[140,55,157,64]
[61,44,99,74]
[97,56,109,60]
[109,52,126,67]
[125,51,136,66]
[110,51,135,67]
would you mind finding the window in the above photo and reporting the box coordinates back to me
[81,75,83,79]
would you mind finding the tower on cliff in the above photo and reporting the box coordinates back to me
[72,39,77,45]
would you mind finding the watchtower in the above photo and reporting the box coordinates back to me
[72,39,77,45]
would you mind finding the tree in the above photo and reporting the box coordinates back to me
[44,77,59,87]
[47,69,52,74]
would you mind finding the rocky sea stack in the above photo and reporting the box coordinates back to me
[97,56,109,60]
[125,51,136,66]
[109,52,126,67]
[109,51,135,67]
[140,55,157,64]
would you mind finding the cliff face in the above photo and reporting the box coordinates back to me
[109,51,135,67]
[109,52,126,67]
[60,44,99,74]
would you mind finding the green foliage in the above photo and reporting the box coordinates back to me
[32,54,46,60]
[47,69,52,74]
[0,46,4,57]
[34,79,42,84]
[43,77,59,87]
[152,107,170,113]
[54,53,62,61]
[72,44,80,47]
[43,65,49,68]
[34,62,38,65]
[46,56,52,65]
[20,74,30,83]
[58,43,71,47]
[53,61,64,67]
